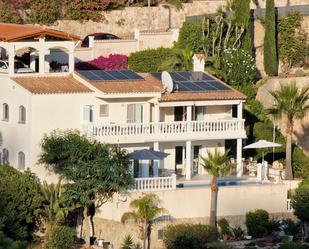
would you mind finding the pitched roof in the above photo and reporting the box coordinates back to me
[86,73,163,94]
[0,23,80,42]
[12,75,93,94]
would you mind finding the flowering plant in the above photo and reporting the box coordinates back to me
[221,48,256,86]
[76,54,128,71]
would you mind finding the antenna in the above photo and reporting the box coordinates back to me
[161,71,173,93]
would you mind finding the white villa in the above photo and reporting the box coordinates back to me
[0,23,247,187]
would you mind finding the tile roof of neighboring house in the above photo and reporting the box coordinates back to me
[0,23,80,42]
[86,73,163,94]
[12,75,93,94]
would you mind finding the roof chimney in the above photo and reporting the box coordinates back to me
[192,54,205,72]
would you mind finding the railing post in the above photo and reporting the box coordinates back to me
[171,173,177,189]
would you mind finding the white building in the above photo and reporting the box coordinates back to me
[0,23,247,186]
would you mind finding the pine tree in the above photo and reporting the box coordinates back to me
[264,0,277,76]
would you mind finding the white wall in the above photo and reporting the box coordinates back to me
[0,75,32,170]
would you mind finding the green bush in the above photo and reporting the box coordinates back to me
[221,48,256,86]
[292,180,309,224]
[279,242,309,249]
[0,166,42,241]
[45,226,75,249]
[128,47,175,72]
[245,209,269,238]
[217,218,232,238]
[163,224,219,249]
[293,147,309,179]
[0,231,26,249]
[176,21,204,53]
[282,219,299,237]
[208,242,236,249]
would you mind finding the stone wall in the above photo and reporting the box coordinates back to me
[51,0,226,38]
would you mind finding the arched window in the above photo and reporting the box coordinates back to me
[2,148,9,164]
[19,105,26,124]
[18,152,25,170]
[2,103,9,121]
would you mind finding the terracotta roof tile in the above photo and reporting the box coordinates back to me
[0,23,80,41]
[12,75,93,94]
[85,73,163,94]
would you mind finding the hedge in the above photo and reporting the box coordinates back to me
[128,47,175,72]
[163,224,219,249]
[46,226,75,249]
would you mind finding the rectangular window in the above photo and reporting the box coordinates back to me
[127,104,143,123]
[83,105,94,122]
[99,104,109,117]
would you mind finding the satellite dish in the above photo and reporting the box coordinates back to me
[161,71,173,93]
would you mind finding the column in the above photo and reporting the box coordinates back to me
[69,51,74,73]
[154,103,160,135]
[8,51,15,76]
[237,101,243,119]
[186,140,192,180]
[236,138,242,177]
[29,52,36,71]
[153,142,159,177]
[39,51,45,75]
[186,105,192,132]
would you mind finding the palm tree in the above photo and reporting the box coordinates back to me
[121,194,166,249]
[158,48,193,71]
[200,148,231,227]
[267,81,309,180]
[39,180,75,233]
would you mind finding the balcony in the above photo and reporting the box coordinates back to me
[83,118,246,144]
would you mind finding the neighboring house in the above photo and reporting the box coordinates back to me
[0,23,247,186]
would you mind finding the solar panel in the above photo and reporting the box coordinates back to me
[150,71,232,92]
[77,70,144,81]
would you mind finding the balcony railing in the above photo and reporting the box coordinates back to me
[132,174,177,191]
[84,119,246,143]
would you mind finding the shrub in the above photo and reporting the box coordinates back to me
[278,12,309,73]
[221,48,256,86]
[45,226,75,249]
[0,166,42,241]
[293,147,309,179]
[163,224,219,249]
[264,0,277,76]
[176,21,204,53]
[282,219,299,237]
[120,234,135,249]
[76,54,128,71]
[279,242,309,249]
[245,209,269,238]
[26,0,61,25]
[0,230,26,249]
[208,242,236,249]
[217,218,232,238]
[292,180,309,225]
[231,226,245,240]
[128,47,175,72]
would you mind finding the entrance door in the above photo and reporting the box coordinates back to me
[193,106,204,121]
[193,146,201,175]
[175,146,183,172]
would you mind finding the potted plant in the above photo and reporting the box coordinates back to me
[263,219,281,245]
[282,219,299,242]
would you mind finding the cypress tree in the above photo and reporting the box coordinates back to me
[264,0,277,76]
[232,0,252,53]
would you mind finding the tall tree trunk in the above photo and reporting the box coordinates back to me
[82,207,91,248]
[143,222,147,249]
[285,123,293,180]
[147,222,151,249]
[209,176,218,227]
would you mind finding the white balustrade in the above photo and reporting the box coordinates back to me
[86,119,245,140]
[287,199,293,212]
[133,174,177,191]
